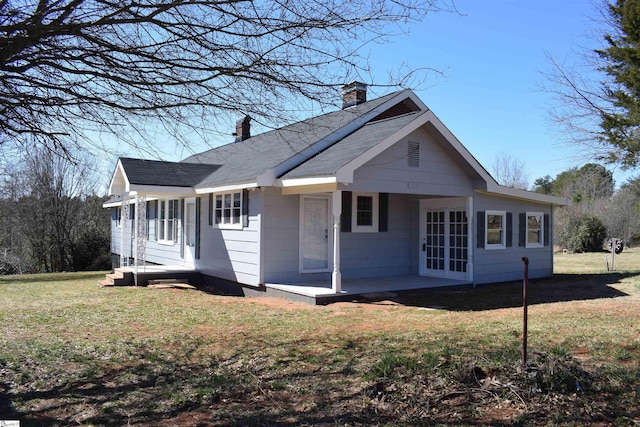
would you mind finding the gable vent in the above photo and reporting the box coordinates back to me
[408,141,419,167]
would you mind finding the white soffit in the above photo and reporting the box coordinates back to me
[195,181,258,194]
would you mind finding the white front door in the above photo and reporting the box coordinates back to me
[185,199,197,265]
[300,195,332,272]
[420,199,470,280]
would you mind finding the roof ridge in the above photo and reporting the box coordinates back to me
[184,90,405,161]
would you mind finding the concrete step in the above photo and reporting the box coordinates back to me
[98,279,115,287]
[99,270,127,287]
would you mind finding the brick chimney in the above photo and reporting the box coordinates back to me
[341,81,367,109]
[234,115,251,142]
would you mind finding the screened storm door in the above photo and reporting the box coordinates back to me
[420,199,469,280]
[300,195,332,273]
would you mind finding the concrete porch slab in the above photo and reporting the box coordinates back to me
[265,275,471,299]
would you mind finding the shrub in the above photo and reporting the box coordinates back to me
[71,230,111,271]
[563,214,607,252]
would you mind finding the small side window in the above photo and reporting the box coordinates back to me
[351,192,379,233]
[485,210,506,250]
[213,191,244,229]
[526,212,544,248]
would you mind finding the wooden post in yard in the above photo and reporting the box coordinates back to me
[522,256,529,368]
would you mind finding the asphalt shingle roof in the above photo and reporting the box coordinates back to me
[281,111,423,179]
[119,158,221,187]
[183,91,404,187]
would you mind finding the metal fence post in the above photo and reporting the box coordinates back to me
[522,256,529,368]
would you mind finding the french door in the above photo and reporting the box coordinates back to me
[420,200,469,280]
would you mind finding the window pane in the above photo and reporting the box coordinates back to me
[232,192,241,224]
[528,230,540,244]
[215,195,222,224]
[487,214,502,230]
[487,229,502,245]
[486,214,503,245]
[356,196,373,226]
[168,200,174,220]
[527,214,542,245]
[224,194,231,223]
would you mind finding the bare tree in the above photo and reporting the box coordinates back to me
[2,147,107,272]
[490,152,529,190]
[541,1,640,168]
[0,0,453,158]
[604,186,640,244]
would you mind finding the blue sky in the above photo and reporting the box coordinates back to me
[108,0,635,189]
[361,0,635,187]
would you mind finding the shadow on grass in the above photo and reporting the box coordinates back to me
[0,339,384,427]
[387,272,636,311]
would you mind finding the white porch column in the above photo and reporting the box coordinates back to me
[120,192,129,268]
[466,196,474,284]
[134,194,147,283]
[331,190,342,293]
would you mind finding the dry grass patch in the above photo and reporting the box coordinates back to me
[1,253,639,426]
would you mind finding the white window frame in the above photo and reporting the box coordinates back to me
[485,210,506,250]
[526,212,544,248]
[352,192,379,233]
[158,199,179,245]
[213,191,243,230]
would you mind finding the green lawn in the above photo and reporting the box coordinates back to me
[0,252,639,426]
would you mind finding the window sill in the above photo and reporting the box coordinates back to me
[484,245,505,250]
[352,226,379,233]
[157,240,176,246]
[213,223,243,230]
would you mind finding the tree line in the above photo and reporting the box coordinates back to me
[0,149,110,274]
[4,0,640,264]
[492,160,640,253]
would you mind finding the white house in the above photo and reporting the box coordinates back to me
[104,83,568,303]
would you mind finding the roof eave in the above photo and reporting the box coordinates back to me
[195,180,259,194]
[481,184,571,205]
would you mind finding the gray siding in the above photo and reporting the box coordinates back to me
[196,190,262,286]
[351,127,475,195]
[141,200,186,267]
[341,193,415,278]
[473,192,554,284]
[261,188,303,283]
[110,201,189,267]
[262,189,418,283]
[110,207,133,259]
